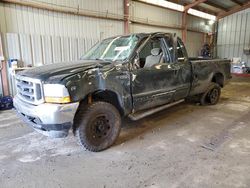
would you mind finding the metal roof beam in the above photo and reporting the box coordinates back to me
[230,0,244,6]
[204,1,229,11]
[184,0,208,11]
[194,6,218,15]
[217,1,250,19]
[167,0,218,15]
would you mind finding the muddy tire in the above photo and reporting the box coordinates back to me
[74,101,121,152]
[200,83,221,105]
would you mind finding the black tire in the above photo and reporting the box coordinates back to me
[200,83,221,105]
[74,101,121,152]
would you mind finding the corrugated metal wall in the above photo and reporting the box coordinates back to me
[187,15,213,33]
[0,1,124,36]
[130,24,182,36]
[129,1,182,38]
[186,16,213,57]
[217,8,250,66]
[130,1,182,30]
[0,0,124,96]
[0,1,124,66]
[130,1,213,57]
[186,31,204,57]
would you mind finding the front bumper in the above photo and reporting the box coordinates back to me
[13,96,79,138]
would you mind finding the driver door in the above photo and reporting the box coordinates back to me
[131,36,178,112]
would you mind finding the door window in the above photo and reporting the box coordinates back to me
[164,36,174,63]
[177,42,184,59]
[136,37,169,68]
[177,38,187,62]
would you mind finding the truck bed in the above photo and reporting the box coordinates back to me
[189,58,231,96]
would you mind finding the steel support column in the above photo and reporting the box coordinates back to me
[0,61,9,96]
[124,0,130,34]
[182,11,187,44]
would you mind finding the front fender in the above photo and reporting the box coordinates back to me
[62,65,132,115]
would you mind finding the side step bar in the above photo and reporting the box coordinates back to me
[128,99,184,121]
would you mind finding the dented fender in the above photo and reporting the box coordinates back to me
[62,63,133,115]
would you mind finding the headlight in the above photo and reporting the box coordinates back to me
[43,84,71,104]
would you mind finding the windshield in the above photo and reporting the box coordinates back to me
[82,35,139,61]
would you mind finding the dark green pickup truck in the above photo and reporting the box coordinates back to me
[14,32,231,152]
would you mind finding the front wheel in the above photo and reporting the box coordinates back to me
[74,101,121,152]
[200,83,221,105]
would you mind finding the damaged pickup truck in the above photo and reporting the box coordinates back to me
[14,32,231,152]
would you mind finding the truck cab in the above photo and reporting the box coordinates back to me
[130,33,192,111]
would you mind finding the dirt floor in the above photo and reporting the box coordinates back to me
[0,77,250,188]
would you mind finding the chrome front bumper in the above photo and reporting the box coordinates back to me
[13,96,79,138]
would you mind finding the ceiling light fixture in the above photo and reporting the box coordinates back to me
[139,0,184,12]
[138,0,216,21]
[188,8,216,21]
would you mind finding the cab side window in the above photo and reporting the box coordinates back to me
[138,40,154,67]
[177,38,187,61]
[164,36,174,63]
[137,37,169,68]
[177,42,184,60]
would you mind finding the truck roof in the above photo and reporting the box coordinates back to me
[105,32,174,40]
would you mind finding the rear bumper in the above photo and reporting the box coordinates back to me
[13,96,79,138]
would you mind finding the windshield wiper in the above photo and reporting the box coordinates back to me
[95,58,104,61]
[94,58,114,64]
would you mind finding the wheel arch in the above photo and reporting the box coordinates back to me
[72,89,124,135]
[76,89,125,116]
[211,72,224,87]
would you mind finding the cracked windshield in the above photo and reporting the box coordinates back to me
[82,35,139,62]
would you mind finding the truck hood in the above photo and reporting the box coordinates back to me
[18,60,111,83]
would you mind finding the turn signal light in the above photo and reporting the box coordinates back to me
[45,96,71,104]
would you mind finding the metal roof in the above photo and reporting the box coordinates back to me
[167,0,250,18]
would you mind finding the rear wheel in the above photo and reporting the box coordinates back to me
[74,101,121,152]
[200,83,221,105]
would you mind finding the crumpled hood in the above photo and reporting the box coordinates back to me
[18,60,111,83]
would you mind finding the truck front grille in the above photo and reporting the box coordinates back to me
[15,75,44,105]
